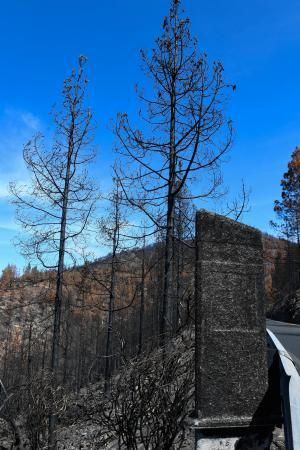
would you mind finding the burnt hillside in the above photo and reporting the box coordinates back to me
[0,232,298,385]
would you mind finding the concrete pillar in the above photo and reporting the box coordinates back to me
[194,211,279,449]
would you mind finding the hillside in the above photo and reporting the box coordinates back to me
[0,232,297,448]
[0,233,298,378]
[0,325,286,450]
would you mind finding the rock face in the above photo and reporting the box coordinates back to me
[195,210,271,428]
[262,234,300,306]
[270,288,300,324]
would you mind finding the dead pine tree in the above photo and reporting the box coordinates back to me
[115,0,234,345]
[137,232,146,355]
[97,176,128,393]
[10,56,98,450]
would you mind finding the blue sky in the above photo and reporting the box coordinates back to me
[0,0,300,271]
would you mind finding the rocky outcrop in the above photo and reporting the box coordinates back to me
[262,234,300,305]
[269,289,300,324]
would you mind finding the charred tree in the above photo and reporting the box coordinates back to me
[115,0,234,343]
[10,56,97,449]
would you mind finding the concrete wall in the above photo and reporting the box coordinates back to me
[194,211,280,449]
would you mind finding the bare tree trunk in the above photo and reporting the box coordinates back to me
[160,70,177,344]
[48,137,73,450]
[173,233,181,330]
[27,322,32,380]
[51,144,72,373]
[62,313,70,386]
[160,199,175,346]
[41,336,47,371]
[138,239,146,355]
[95,325,102,379]
[104,186,120,394]
[104,251,117,393]
[2,323,11,381]
[20,329,26,373]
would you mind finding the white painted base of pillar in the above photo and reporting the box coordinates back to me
[196,437,239,450]
[195,433,272,450]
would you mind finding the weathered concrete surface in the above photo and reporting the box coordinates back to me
[195,211,273,428]
[195,431,270,450]
[195,426,285,450]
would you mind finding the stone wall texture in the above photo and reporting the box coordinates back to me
[195,210,270,428]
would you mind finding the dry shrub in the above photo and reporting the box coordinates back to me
[0,370,67,450]
[94,333,194,449]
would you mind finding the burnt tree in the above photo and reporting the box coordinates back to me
[115,0,234,343]
[10,56,97,449]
